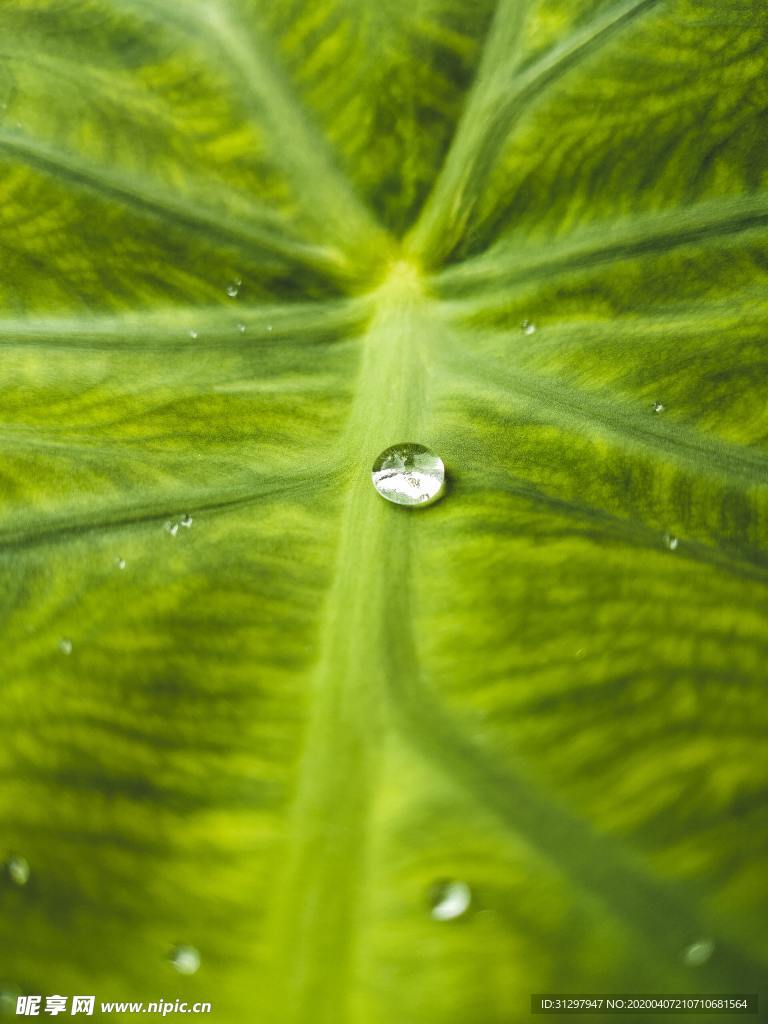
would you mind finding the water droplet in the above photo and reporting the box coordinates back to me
[266,324,273,333]
[180,514,193,529]
[58,638,73,656]
[169,945,200,975]
[4,856,30,887]
[0,987,21,1017]
[521,319,536,335]
[189,330,198,339]
[683,938,715,967]
[164,521,179,538]
[653,400,665,414]
[226,278,242,298]
[664,533,679,551]
[428,879,472,922]
[237,323,246,334]
[116,557,126,570]
[372,443,445,508]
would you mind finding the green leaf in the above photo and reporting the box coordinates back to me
[1,1,766,1021]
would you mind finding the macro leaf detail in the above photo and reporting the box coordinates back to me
[0,1,766,1021]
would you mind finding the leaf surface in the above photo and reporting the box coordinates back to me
[0,1,767,1021]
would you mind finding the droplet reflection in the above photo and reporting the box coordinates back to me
[371,443,445,508]
[428,879,472,922]
[169,945,201,975]
[0,987,21,1017]
[4,856,30,887]
[683,938,715,967]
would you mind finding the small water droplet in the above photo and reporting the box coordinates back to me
[664,533,679,551]
[237,323,246,334]
[653,400,665,414]
[169,945,200,975]
[521,319,536,335]
[180,514,193,529]
[116,557,126,570]
[164,521,179,538]
[0,987,21,1017]
[266,324,273,333]
[372,443,445,508]
[58,638,73,656]
[4,856,30,887]
[683,938,715,967]
[428,879,472,922]
[189,330,198,339]
[226,278,242,298]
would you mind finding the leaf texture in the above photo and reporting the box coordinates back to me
[0,1,766,1022]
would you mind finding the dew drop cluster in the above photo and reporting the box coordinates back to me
[165,514,193,537]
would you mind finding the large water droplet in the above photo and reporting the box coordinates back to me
[58,638,73,656]
[521,319,536,335]
[428,879,472,921]
[4,855,30,886]
[169,945,200,975]
[372,443,445,508]
[226,278,242,298]
[653,400,665,414]
[683,938,715,967]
